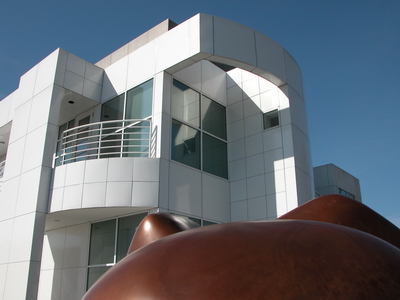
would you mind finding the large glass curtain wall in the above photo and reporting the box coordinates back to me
[100,79,153,157]
[171,79,228,179]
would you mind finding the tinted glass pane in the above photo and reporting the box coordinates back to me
[88,219,116,265]
[171,120,200,169]
[126,80,153,119]
[203,133,228,179]
[202,96,227,140]
[203,220,217,226]
[171,80,200,128]
[263,110,279,129]
[116,213,148,262]
[101,95,124,121]
[87,266,112,289]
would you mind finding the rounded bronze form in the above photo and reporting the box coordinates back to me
[279,194,400,249]
[83,219,400,299]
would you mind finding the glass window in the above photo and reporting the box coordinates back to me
[101,94,124,121]
[203,133,228,179]
[171,120,201,169]
[116,213,147,261]
[202,96,227,140]
[88,219,116,266]
[263,109,279,130]
[171,80,228,179]
[172,79,200,128]
[126,80,153,119]
[87,213,148,289]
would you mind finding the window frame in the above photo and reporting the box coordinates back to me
[170,79,228,179]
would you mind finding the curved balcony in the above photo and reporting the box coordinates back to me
[54,119,154,166]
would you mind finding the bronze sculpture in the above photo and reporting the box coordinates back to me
[83,195,400,299]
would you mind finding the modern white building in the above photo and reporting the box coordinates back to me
[0,14,313,299]
[314,163,362,202]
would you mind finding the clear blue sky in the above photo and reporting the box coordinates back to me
[1,0,399,225]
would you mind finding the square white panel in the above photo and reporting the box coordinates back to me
[245,133,263,156]
[65,161,85,186]
[132,158,160,182]
[105,181,132,206]
[213,17,257,67]
[132,182,159,207]
[107,158,134,182]
[101,56,128,101]
[264,149,284,173]
[228,139,245,161]
[248,196,267,220]
[228,120,244,142]
[0,176,19,220]
[8,213,36,263]
[284,50,304,98]
[28,87,52,133]
[16,65,37,107]
[62,184,83,210]
[34,50,58,96]
[60,267,87,300]
[172,60,202,91]
[49,187,64,212]
[231,200,248,222]
[226,74,242,91]
[53,165,67,189]
[3,261,30,300]
[168,163,201,216]
[243,96,262,118]
[262,127,283,152]
[2,137,24,179]
[21,125,48,173]
[260,89,279,113]
[64,70,84,95]
[202,174,230,222]
[245,154,264,177]
[276,191,289,217]
[242,77,260,98]
[246,174,266,199]
[158,159,169,209]
[40,228,66,271]
[265,169,286,195]
[9,100,31,144]
[0,219,13,264]
[230,179,247,202]
[66,53,86,77]
[227,85,243,105]
[266,193,278,219]
[85,63,104,84]
[63,224,90,268]
[82,182,106,208]
[84,159,108,183]
[227,101,243,124]
[229,158,246,181]
[201,60,227,105]
[15,167,41,216]
[83,79,102,101]
[244,114,262,136]
[126,42,157,90]
[37,269,62,300]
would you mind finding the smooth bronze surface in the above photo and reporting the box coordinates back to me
[279,195,400,249]
[127,213,200,254]
[83,195,400,299]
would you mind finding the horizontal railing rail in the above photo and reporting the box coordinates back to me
[54,119,153,166]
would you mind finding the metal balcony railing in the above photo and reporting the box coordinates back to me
[54,119,153,166]
[0,160,5,179]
